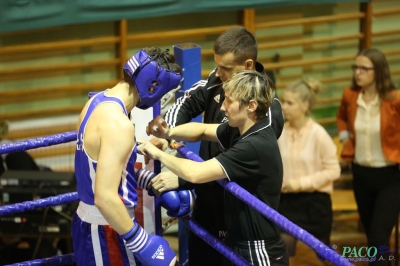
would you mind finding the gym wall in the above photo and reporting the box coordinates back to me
[0,0,399,170]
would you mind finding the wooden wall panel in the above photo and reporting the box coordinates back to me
[0,0,399,167]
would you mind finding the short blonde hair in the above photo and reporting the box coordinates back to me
[223,70,274,120]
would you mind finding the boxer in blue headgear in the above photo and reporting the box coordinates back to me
[73,47,188,266]
[123,48,182,109]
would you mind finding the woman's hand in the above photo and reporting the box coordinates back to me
[143,137,169,164]
[137,140,162,161]
[149,171,179,193]
[146,115,170,139]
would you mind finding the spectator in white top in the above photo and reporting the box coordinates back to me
[337,48,400,266]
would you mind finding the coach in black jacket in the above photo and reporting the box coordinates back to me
[155,27,284,266]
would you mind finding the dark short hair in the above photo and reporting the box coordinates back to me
[213,27,258,64]
[123,47,181,85]
[144,47,182,74]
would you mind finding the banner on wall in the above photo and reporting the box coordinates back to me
[0,0,369,34]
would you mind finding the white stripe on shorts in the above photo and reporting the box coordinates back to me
[253,240,270,266]
[91,224,104,266]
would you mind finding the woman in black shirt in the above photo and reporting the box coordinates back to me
[139,70,288,266]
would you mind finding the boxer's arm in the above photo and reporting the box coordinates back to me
[95,109,135,234]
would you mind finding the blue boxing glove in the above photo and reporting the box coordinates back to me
[136,169,195,217]
[164,190,195,218]
[136,168,180,211]
[122,222,177,266]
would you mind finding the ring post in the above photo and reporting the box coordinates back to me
[173,43,202,265]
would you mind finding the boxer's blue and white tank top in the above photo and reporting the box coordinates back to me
[75,91,138,207]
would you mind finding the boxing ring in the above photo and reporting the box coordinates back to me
[0,131,353,266]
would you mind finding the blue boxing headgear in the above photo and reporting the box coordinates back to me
[123,49,181,110]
